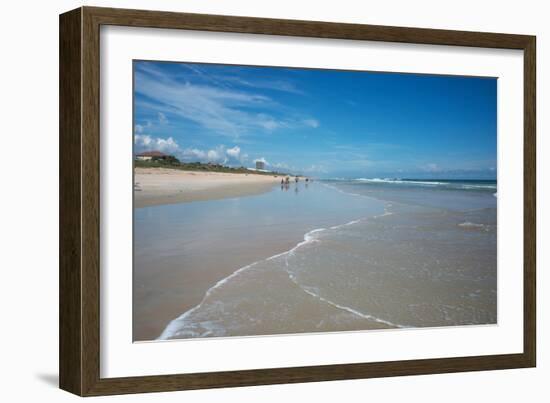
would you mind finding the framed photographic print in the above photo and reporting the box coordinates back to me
[59,6,536,396]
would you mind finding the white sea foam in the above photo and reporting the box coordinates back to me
[322,182,362,197]
[375,211,393,218]
[281,226,405,329]
[158,184,398,340]
[292,279,405,328]
[158,260,258,340]
[158,215,403,339]
[330,218,361,230]
[459,184,497,190]
[355,178,448,186]
[353,178,497,191]
[458,222,487,230]
[158,226,329,340]
[323,183,394,222]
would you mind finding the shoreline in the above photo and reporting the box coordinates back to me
[134,179,496,340]
[134,232,302,341]
[134,167,284,208]
[137,181,495,340]
[158,218,397,341]
[133,181,387,341]
[157,191,398,341]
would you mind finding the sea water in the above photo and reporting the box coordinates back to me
[151,178,497,340]
[134,181,385,340]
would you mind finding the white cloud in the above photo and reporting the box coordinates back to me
[135,67,279,137]
[181,64,305,94]
[134,134,180,154]
[134,129,249,165]
[158,112,168,124]
[207,149,223,162]
[134,134,152,146]
[135,64,319,139]
[134,120,153,134]
[257,115,282,131]
[182,148,206,160]
[304,164,328,174]
[272,162,290,170]
[303,118,320,128]
[226,146,241,159]
[180,145,247,165]
[254,157,269,166]
[155,137,179,153]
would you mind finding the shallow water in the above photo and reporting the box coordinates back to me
[148,179,497,340]
[133,181,385,340]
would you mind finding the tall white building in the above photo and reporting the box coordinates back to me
[256,161,266,170]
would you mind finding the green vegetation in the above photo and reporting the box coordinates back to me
[134,159,287,176]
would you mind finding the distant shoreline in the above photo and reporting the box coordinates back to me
[134,159,287,176]
[134,167,284,208]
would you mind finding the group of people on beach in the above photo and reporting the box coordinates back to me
[280,176,312,192]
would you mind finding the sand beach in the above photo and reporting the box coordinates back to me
[134,167,282,208]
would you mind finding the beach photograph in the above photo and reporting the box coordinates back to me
[133,61,497,342]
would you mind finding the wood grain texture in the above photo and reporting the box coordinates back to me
[81,6,102,396]
[59,8,82,396]
[59,6,537,396]
[86,6,531,49]
[523,38,536,367]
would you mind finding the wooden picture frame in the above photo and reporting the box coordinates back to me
[59,6,536,396]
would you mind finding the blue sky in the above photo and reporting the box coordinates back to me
[134,61,497,179]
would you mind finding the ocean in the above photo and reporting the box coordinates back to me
[135,178,497,340]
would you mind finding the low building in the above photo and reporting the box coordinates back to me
[135,150,170,161]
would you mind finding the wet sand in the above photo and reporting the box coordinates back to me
[133,168,297,340]
[134,179,496,341]
[160,202,496,340]
[134,167,282,208]
[133,182,385,341]
[133,234,299,341]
